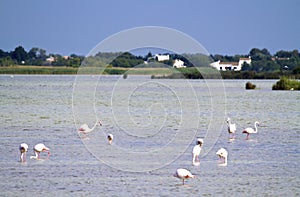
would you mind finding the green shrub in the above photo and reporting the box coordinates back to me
[272,77,300,90]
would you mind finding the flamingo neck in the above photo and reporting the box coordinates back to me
[20,153,25,162]
[192,153,197,163]
[227,121,230,127]
[91,121,98,131]
[32,151,39,159]
[254,122,258,133]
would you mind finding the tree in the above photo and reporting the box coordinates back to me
[249,48,271,61]
[11,46,28,64]
[111,52,144,67]
[275,50,291,58]
[241,62,251,71]
[145,52,153,60]
[67,57,82,67]
[0,56,15,66]
[293,65,300,74]
[38,48,47,60]
[28,47,39,59]
[0,49,9,58]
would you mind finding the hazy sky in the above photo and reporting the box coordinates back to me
[0,0,299,56]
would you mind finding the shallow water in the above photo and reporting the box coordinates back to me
[0,75,299,196]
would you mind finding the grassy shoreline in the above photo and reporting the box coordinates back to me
[0,65,174,75]
[1,65,299,79]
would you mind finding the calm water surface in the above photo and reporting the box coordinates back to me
[0,75,299,196]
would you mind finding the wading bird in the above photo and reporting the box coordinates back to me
[173,168,195,185]
[242,121,259,140]
[78,120,102,138]
[19,143,28,162]
[216,148,228,166]
[30,143,50,160]
[227,118,236,140]
[192,138,203,166]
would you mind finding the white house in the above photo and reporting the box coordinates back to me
[46,56,55,63]
[155,54,170,61]
[210,57,251,71]
[173,59,186,68]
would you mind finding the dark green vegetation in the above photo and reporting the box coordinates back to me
[0,46,83,67]
[272,77,300,90]
[0,66,78,74]
[245,82,256,90]
[0,46,300,79]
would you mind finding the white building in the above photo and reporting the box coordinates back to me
[210,57,251,71]
[155,54,170,61]
[173,59,186,68]
[46,56,55,63]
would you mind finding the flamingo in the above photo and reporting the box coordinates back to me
[30,143,50,160]
[78,120,102,138]
[227,118,236,140]
[19,143,28,162]
[243,121,259,140]
[216,148,228,166]
[192,138,203,166]
[173,168,195,185]
[107,134,113,145]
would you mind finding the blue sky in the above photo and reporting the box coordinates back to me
[0,0,299,56]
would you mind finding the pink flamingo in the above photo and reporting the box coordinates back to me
[173,168,195,185]
[19,143,28,162]
[243,121,259,140]
[30,143,50,160]
[78,120,102,138]
[227,118,236,140]
[192,138,203,166]
[216,148,228,166]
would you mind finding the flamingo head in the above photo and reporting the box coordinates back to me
[216,148,228,160]
[196,138,204,147]
[255,121,260,126]
[226,118,231,123]
[19,143,29,162]
[42,147,50,153]
[107,134,113,144]
[20,143,28,153]
[98,120,103,126]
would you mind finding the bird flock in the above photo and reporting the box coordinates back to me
[19,118,260,186]
[174,118,260,185]
[19,143,50,163]
[19,119,112,163]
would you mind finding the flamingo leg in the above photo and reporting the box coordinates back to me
[246,134,250,140]
[20,153,23,162]
[80,132,87,139]
[45,151,50,159]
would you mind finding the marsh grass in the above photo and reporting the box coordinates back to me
[272,77,300,90]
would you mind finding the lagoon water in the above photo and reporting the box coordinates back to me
[0,75,299,196]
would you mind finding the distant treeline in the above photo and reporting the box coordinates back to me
[1,46,300,78]
[0,46,84,67]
